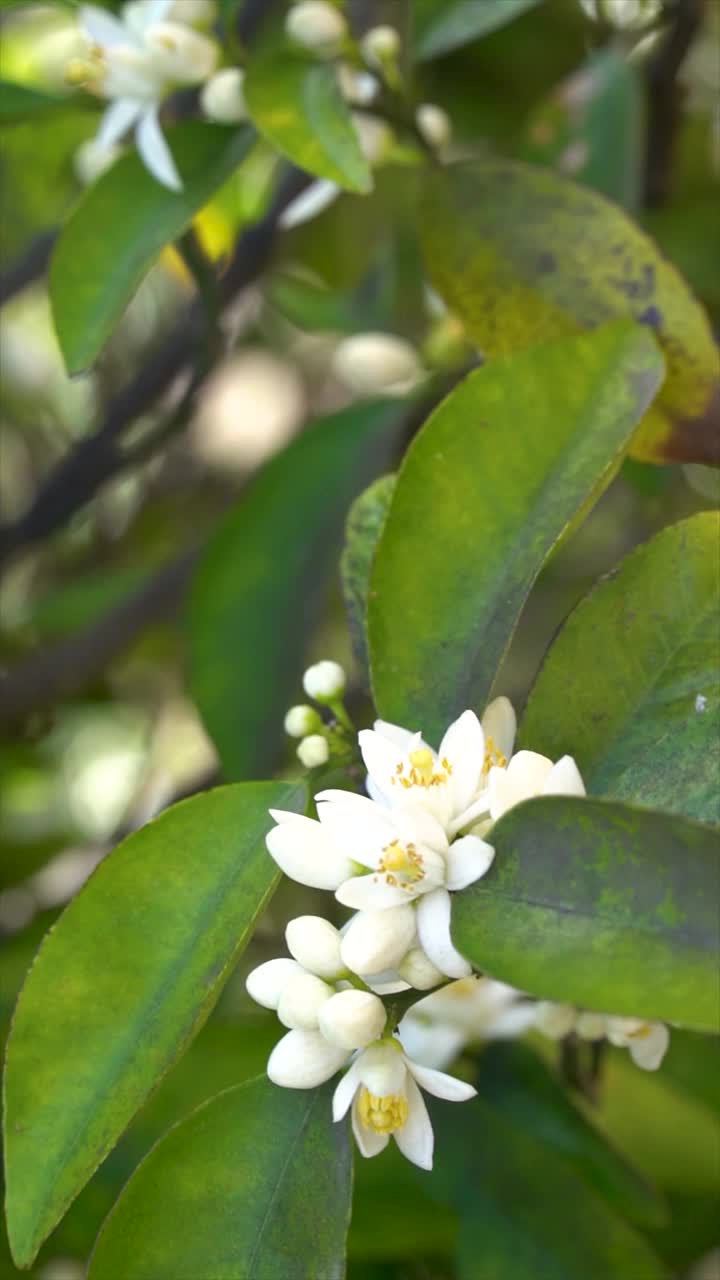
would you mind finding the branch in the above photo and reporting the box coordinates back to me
[0,229,57,306]
[643,0,705,207]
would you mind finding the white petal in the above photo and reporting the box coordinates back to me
[438,710,485,814]
[628,1024,670,1071]
[335,873,414,911]
[266,814,353,890]
[405,1058,477,1102]
[278,179,340,230]
[341,904,416,975]
[355,1041,407,1094]
[416,888,471,980]
[372,719,422,752]
[245,957,303,1010]
[575,1012,607,1041]
[445,834,494,891]
[393,1076,434,1170]
[488,1003,540,1038]
[319,989,387,1050]
[145,0,173,25]
[267,1029,349,1088]
[482,696,516,762]
[366,774,389,807]
[96,98,144,151]
[316,792,394,866]
[351,1095,389,1158]
[534,1001,577,1039]
[332,1062,361,1121]
[398,1018,465,1071]
[276,972,334,1030]
[359,728,404,803]
[81,5,134,46]
[285,915,344,979]
[136,106,182,191]
[393,804,448,856]
[543,755,586,797]
[488,750,554,820]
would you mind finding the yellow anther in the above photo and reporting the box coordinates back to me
[358,1087,408,1135]
[484,736,507,772]
[409,748,435,783]
[65,57,100,87]
[378,840,423,886]
[627,1023,652,1040]
[382,841,407,872]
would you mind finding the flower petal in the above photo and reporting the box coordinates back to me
[488,750,554,820]
[136,105,182,190]
[351,1095,389,1158]
[416,888,471,980]
[267,1029,349,1089]
[482,696,517,762]
[359,727,405,803]
[543,755,586,797]
[81,5,134,46]
[278,179,340,230]
[341,905,416,975]
[393,1076,434,1170]
[335,873,413,911]
[405,1057,477,1102]
[628,1024,670,1071]
[332,1061,361,1121]
[397,1017,465,1071]
[445,833,494,891]
[266,813,353,890]
[438,710,485,814]
[245,957,304,1010]
[373,719,423,752]
[96,98,144,151]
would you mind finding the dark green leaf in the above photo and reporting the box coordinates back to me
[368,322,663,740]
[245,46,371,193]
[50,122,253,373]
[0,80,71,124]
[3,781,305,1267]
[341,474,395,681]
[88,1079,352,1280]
[520,513,720,823]
[414,0,542,60]
[453,795,720,1030]
[420,160,719,464]
[188,401,403,780]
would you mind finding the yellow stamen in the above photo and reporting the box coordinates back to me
[393,748,451,791]
[409,748,435,783]
[484,735,507,772]
[377,839,424,889]
[627,1023,652,1040]
[358,1087,408,1135]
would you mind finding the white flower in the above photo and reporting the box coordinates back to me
[303,659,346,701]
[605,1017,670,1071]
[416,103,451,151]
[487,749,585,822]
[360,25,401,69]
[318,989,387,1049]
[533,1000,578,1040]
[75,2,218,190]
[284,704,321,738]
[399,976,538,1069]
[200,67,247,123]
[297,734,329,768]
[332,1037,476,1169]
[285,1,347,55]
[267,1027,350,1088]
[265,809,355,890]
[286,915,344,979]
[340,903,417,975]
[332,333,423,397]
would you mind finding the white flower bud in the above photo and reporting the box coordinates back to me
[169,0,217,27]
[246,957,304,1010]
[286,915,344,978]
[575,1011,608,1041]
[267,1027,349,1088]
[337,62,378,105]
[277,971,334,1029]
[302,659,346,701]
[284,704,322,738]
[285,1,347,55]
[416,103,451,151]
[352,113,393,165]
[398,947,445,991]
[144,21,218,86]
[360,24,401,68]
[74,139,121,186]
[297,734,329,768]
[332,333,423,397]
[341,905,417,975]
[318,989,387,1049]
[534,1001,577,1039]
[200,68,247,123]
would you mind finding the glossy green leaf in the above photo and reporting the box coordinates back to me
[414,0,542,60]
[520,513,720,823]
[3,781,305,1267]
[189,401,403,779]
[368,322,663,739]
[475,1042,666,1228]
[420,160,719,464]
[88,1078,352,1280]
[340,474,395,681]
[50,122,253,373]
[245,46,371,193]
[453,796,720,1030]
[0,80,70,124]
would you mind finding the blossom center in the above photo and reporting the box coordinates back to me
[358,1087,408,1134]
[484,736,507,772]
[391,748,452,791]
[377,839,424,888]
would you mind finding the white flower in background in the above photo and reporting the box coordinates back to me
[72,1,218,190]
[352,113,393,166]
[487,749,585,821]
[74,137,122,185]
[337,62,378,105]
[397,947,446,991]
[285,1,347,55]
[533,1000,578,1040]
[415,102,452,152]
[200,67,248,123]
[303,659,346,702]
[399,976,538,1070]
[333,1036,476,1169]
[332,332,424,397]
[297,734,330,768]
[533,1001,670,1071]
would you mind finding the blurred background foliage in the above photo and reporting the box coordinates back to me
[0,0,718,1276]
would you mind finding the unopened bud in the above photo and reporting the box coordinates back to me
[337,62,378,105]
[575,1011,608,1041]
[398,947,445,991]
[297,734,329,768]
[332,332,422,397]
[286,915,344,978]
[277,971,334,1029]
[144,21,218,85]
[303,659,346,701]
[246,957,304,1010]
[169,0,217,27]
[340,904,416,975]
[200,67,247,123]
[360,24,401,69]
[285,1,347,55]
[267,1027,349,1088]
[318,989,387,1049]
[284,704,321,738]
[352,112,393,165]
[416,102,451,151]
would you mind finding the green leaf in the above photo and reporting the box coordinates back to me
[49,122,253,374]
[3,780,305,1267]
[0,80,71,124]
[87,1078,352,1280]
[340,474,395,682]
[245,46,371,193]
[188,400,403,780]
[414,0,542,60]
[419,160,719,465]
[520,513,720,823]
[475,1042,666,1228]
[368,322,664,740]
[453,795,720,1030]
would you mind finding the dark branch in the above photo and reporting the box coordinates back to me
[0,229,57,306]
[643,0,705,207]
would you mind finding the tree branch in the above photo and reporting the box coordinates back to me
[643,0,705,207]
[0,229,57,306]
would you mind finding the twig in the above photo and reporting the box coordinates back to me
[0,229,57,306]
[644,0,704,207]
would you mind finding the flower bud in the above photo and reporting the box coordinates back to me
[575,1011,607,1041]
[303,659,346,701]
[285,1,347,55]
[318,989,387,1049]
[534,1001,577,1039]
[169,0,217,27]
[398,947,445,991]
[297,734,330,768]
[352,113,393,165]
[337,63,378,105]
[340,905,416,975]
[284,704,322,738]
[277,971,334,1029]
[267,1028,349,1088]
[360,24,401,68]
[200,67,247,123]
[416,103,451,151]
[332,333,422,397]
[246,957,304,1010]
[286,915,344,978]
